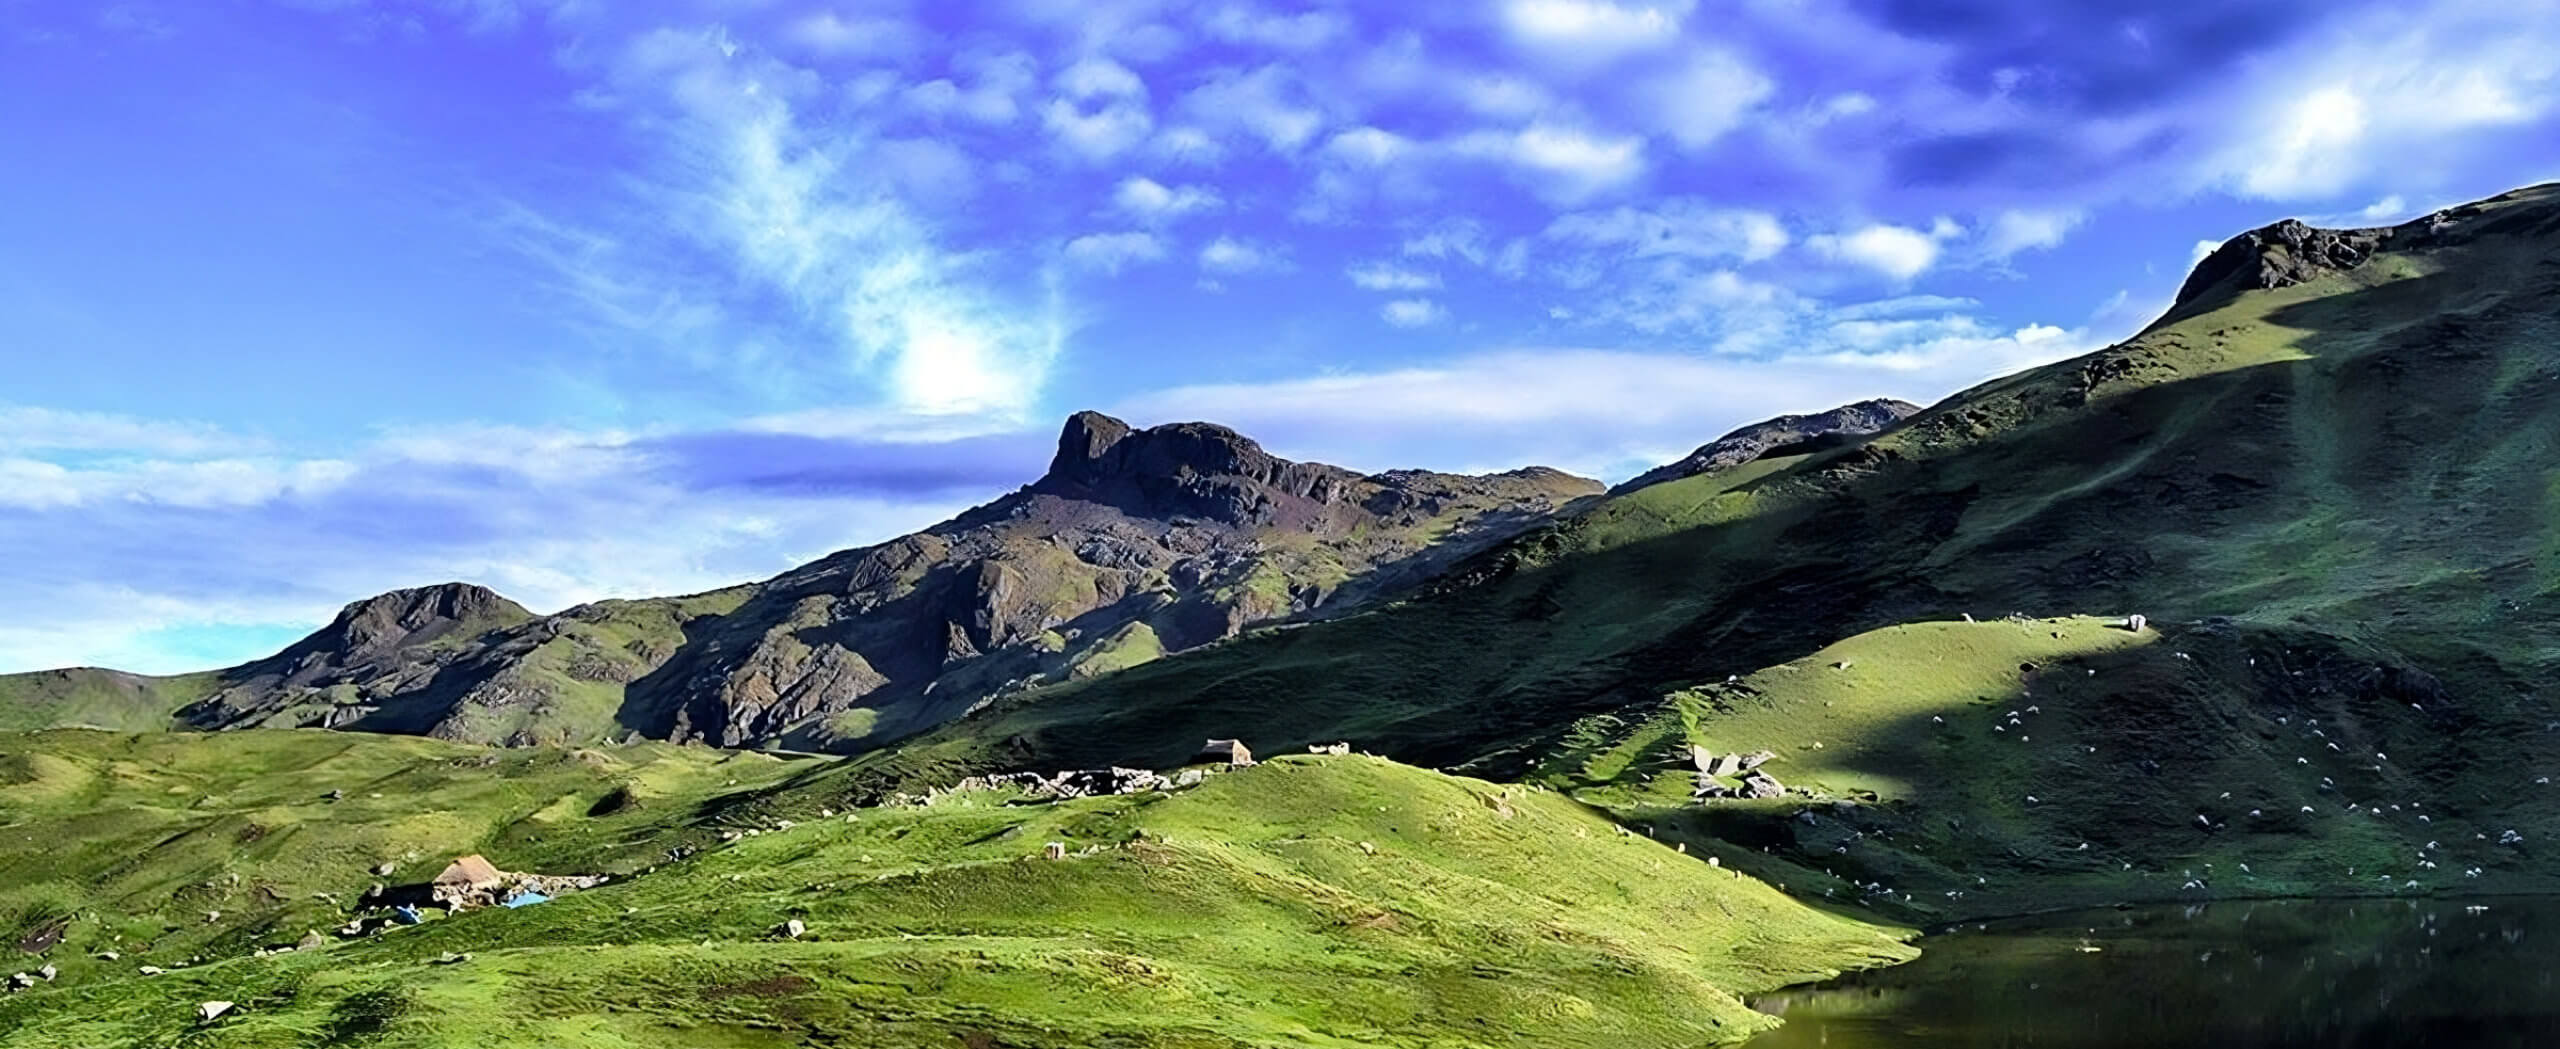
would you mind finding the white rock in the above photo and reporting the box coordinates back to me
[198,1001,234,1022]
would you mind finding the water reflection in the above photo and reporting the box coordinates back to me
[1745,898,2560,1048]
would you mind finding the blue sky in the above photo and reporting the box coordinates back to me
[4,0,2558,673]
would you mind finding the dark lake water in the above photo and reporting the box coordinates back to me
[1744,898,2560,1048]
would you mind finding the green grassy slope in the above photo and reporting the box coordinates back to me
[0,732,1910,1048]
[0,670,211,733]
[0,730,807,980]
[863,184,2560,794]
[1540,615,2560,921]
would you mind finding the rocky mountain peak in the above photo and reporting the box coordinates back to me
[1612,398,1923,495]
[2174,218,2394,307]
[1045,411,1283,488]
[1036,411,1345,524]
[317,583,527,655]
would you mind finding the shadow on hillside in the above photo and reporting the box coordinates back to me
[904,261,2559,787]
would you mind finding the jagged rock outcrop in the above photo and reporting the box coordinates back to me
[60,413,1601,754]
[2176,218,2395,306]
[1612,399,1922,495]
[173,584,533,733]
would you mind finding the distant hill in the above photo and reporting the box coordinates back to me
[0,413,1601,752]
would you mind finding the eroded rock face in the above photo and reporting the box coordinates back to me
[174,584,533,733]
[2175,218,2395,306]
[150,412,1603,754]
[1614,399,1924,495]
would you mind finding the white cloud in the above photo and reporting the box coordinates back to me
[2358,194,2409,221]
[784,12,918,57]
[1111,325,2096,480]
[1063,231,1167,273]
[1450,74,1559,120]
[1055,56,1147,101]
[1501,0,1684,62]
[1181,64,1326,152]
[1640,47,1773,149]
[592,27,1063,421]
[2201,4,2558,201]
[1112,176,1221,222]
[1322,126,1415,168]
[1545,201,1788,261]
[1346,261,1443,291]
[0,404,255,456]
[1199,235,1285,274]
[1042,97,1155,160]
[1810,223,1941,280]
[1455,124,1647,202]
[1203,4,1349,50]
[1381,298,1447,327]
[1402,220,1494,265]
[903,51,1037,126]
[1983,209,2085,258]
[2237,86,2368,199]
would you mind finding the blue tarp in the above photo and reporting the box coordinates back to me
[393,905,423,925]
[502,891,550,909]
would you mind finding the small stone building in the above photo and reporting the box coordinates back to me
[1194,739,1254,766]
[431,854,504,907]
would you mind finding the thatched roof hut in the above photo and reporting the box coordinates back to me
[433,854,503,891]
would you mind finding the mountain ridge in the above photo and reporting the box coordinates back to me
[3,412,1606,752]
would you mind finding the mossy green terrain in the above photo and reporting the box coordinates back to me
[878,185,2560,790]
[0,731,1909,1047]
[0,669,214,733]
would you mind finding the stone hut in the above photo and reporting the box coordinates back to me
[431,854,504,907]
[1194,739,1255,766]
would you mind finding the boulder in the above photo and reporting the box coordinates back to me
[1739,771,1787,799]
[198,1001,235,1022]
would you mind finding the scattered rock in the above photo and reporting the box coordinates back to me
[1043,842,1067,860]
[1738,770,1786,800]
[372,862,397,877]
[37,964,56,982]
[138,966,163,976]
[197,1000,234,1022]
[430,952,472,966]
[1307,742,1352,755]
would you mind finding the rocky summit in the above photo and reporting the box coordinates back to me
[8,413,1600,753]
[1610,397,1922,495]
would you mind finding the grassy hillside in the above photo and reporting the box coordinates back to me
[0,669,210,733]
[860,185,2560,796]
[0,730,809,977]
[0,731,1911,1047]
[1539,615,2560,921]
